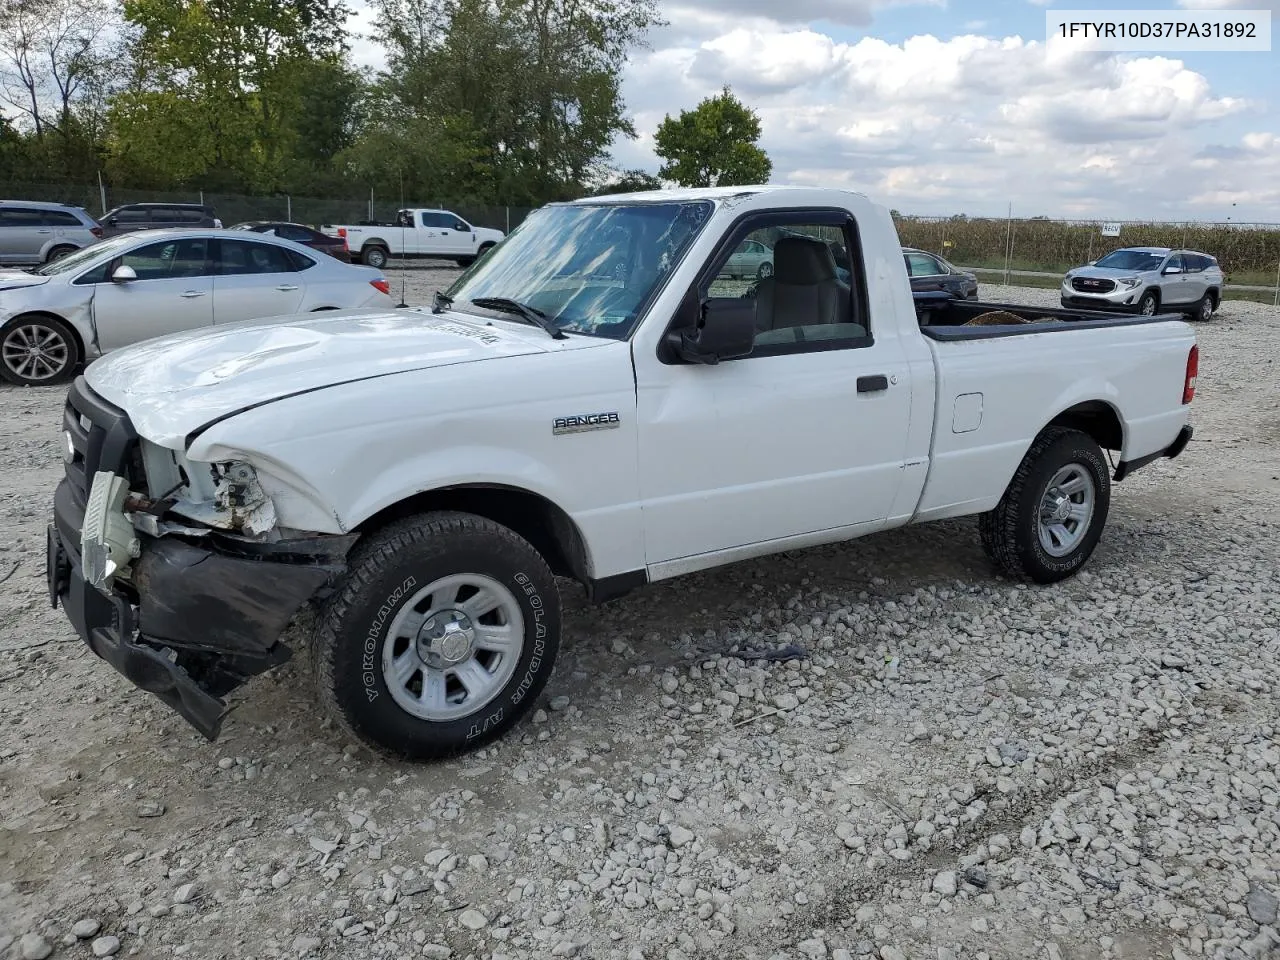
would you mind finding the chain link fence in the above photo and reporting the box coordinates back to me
[6,181,534,235]
[894,215,1280,303]
[7,182,1279,302]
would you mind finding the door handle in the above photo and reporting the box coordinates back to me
[857,375,889,393]
[275,284,299,291]
[179,290,207,298]
[37,229,52,234]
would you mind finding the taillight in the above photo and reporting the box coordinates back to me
[90,226,103,238]
[371,279,390,296]
[1182,344,1198,404]
[337,228,347,238]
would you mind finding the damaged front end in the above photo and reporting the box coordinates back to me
[48,377,356,740]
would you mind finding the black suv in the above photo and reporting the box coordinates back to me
[99,203,221,237]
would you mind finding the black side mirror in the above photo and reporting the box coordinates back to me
[668,297,756,364]
[454,221,467,232]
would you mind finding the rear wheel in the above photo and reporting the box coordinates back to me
[757,262,774,280]
[979,427,1111,584]
[313,511,561,759]
[1192,292,1216,322]
[362,245,389,269]
[45,245,77,263]
[1137,291,1159,316]
[0,315,80,386]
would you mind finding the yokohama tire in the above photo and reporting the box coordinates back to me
[978,427,1112,584]
[313,511,561,760]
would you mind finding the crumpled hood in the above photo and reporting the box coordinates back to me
[85,307,584,448]
[0,269,51,291]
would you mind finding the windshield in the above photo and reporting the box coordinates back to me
[445,200,714,339]
[1094,250,1165,271]
[33,235,136,276]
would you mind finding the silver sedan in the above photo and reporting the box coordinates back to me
[0,228,394,386]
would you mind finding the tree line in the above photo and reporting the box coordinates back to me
[0,0,771,206]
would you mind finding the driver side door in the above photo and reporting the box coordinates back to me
[90,236,214,351]
[1160,254,1192,304]
[632,211,916,571]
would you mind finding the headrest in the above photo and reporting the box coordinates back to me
[772,236,837,284]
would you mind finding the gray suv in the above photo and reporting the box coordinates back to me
[0,200,102,266]
[1061,246,1224,322]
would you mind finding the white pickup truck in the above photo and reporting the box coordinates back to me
[322,208,505,269]
[47,185,1198,760]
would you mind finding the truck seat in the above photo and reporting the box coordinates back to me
[754,237,851,333]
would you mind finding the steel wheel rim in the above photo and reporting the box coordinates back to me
[381,573,524,722]
[1037,463,1095,557]
[2,323,70,382]
[1140,296,1156,316]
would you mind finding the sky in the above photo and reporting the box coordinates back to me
[345,0,1280,221]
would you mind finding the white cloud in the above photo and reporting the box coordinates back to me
[618,25,1271,218]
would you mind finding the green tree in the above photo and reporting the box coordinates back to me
[364,0,661,204]
[587,167,661,195]
[652,86,771,188]
[111,0,354,190]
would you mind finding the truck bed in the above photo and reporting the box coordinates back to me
[912,293,1183,339]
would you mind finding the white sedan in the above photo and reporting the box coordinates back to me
[0,228,394,386]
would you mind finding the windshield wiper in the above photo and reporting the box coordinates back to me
[432,290,453,314]
[467,297,567,340]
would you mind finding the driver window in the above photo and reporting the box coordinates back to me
[705,221,868,352]
[120,238,210,280]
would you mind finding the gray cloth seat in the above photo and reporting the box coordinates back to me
[754,236,852,334]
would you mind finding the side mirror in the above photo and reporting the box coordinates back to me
[668,298,756,364]
[454,222,467,232]
[1087,260,1096,266]
[111,264,137,283]
[1163,266,1182,275]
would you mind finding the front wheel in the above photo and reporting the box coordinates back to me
[978,427,1111,584]
[0,315,81,386]
[757,261,774,280]
[313,511,561,759]
[1137,291,1159,316]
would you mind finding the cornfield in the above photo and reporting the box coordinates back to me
[894,216,1280,284]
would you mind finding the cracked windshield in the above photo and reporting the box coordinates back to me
[444,200,712,339]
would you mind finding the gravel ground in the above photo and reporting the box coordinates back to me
[2,275,1278,960]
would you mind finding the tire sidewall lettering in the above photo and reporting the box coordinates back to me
[362,576,417,702]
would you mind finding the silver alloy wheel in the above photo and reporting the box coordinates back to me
[1037,463,1096,557]
[1199,297,1213,321]
[2,322,71,383]
[381,573,524,722]
[758,262,773,279]
[1140,295,1157,316]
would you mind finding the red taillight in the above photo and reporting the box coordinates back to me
[337,227,347,238]
[1182,344,1198,405]
[90,226,103,238]
[371,279,390,296]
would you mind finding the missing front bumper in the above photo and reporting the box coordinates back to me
[48,521,352,740]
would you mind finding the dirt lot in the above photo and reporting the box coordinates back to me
[2,275,1278,960]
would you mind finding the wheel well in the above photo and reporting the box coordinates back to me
[362,240,389,251]
[46,244,78,259]
[2,311,85,361]
[1046,401,1123,451]
[1206,287,1220,306]
[478,241,495,250]
[1143,288,1160,305]
[355,485,591,583]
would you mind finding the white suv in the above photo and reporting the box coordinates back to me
[1061,246,1224,322]
[0,200,103,266]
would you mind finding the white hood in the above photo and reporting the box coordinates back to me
[0,269,51,291]
[85,307,601,448]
